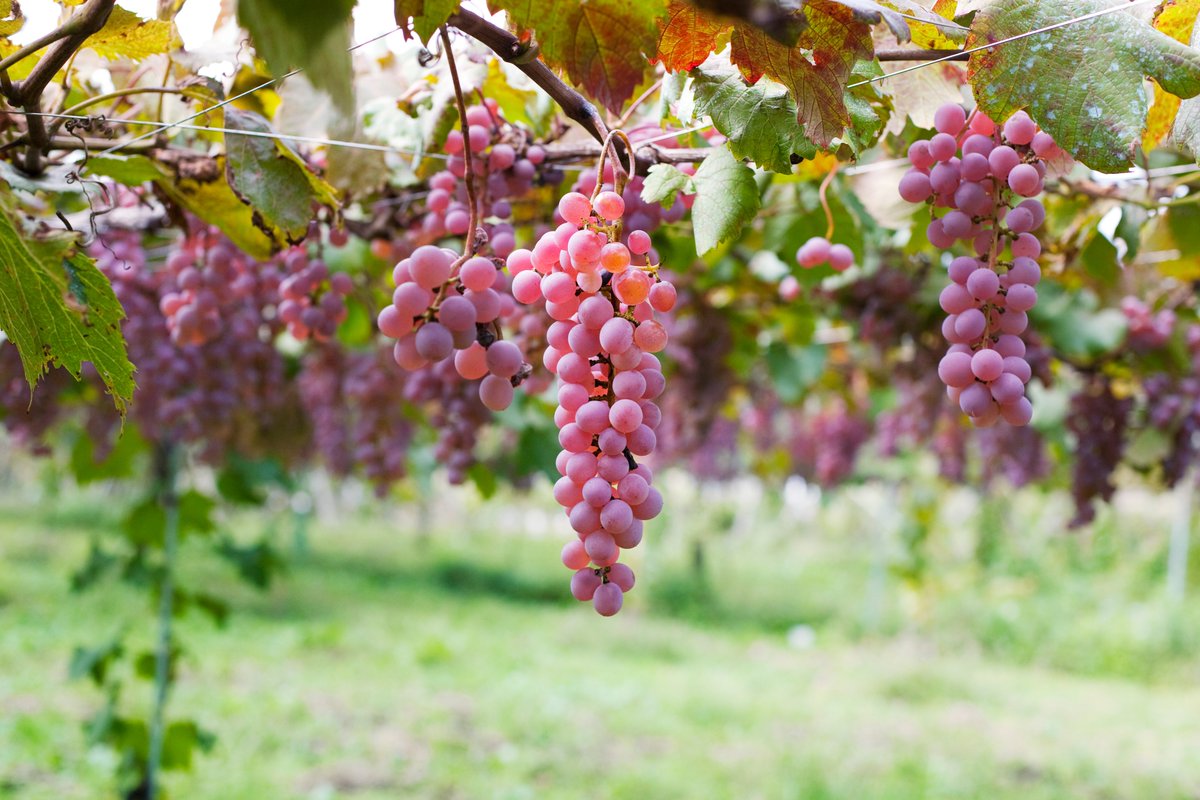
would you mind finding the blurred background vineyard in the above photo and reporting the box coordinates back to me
[2,453,1198,799]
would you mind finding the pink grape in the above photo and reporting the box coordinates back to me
[593,582,623,616]
[571,569,602,601]
[934,103,967,135]
[478,374,514,411]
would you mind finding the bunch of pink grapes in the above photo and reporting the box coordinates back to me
[901,103,1061,427]
[795,236,855,272]
[159,228,261,346]
[507,189,673,615]
[425,99,554,258]
[378,245,530,412]
[277,249,353,342]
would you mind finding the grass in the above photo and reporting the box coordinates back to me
[0,476,1199,799]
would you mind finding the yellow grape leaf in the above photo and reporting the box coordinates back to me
[0,38,38,80]
[152,151,278,259]
[0,0,23,36]
[84,6,180,61]
[794,152,840,181]
[1145,0,1200,149]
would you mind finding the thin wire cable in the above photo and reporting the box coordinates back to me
[96,25,403,156]
[849,0,1161,88]
[630,123,715,147]
[22,109,436,156]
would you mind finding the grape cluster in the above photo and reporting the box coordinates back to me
[277,249,353,342]
[296,344,415,494]
[1141,324,1200,487]
[90,224,294,464]
[158,229,257,346]
[786,401,871,488]
[904,104,1058,427]
[570,163,689,242]
[1121,296,1175,352]
[510,188,673,615]
[426,99,557,256]
[403,356,493,485]
[796,236,855,272]
[1067,376,1133,526]
[378,245,529,412]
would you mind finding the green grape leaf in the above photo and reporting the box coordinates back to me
[490,0,670,113]
[223,108,340,247]
[690,144,760,254]
[1030,284,1127,360]
[766,341,827,403]
[641,163,695,205]
[237,0,356,113]
[395,0,460,44]
[152,150,277,259]
[85,154,165,186]
[691,62,818,173]
[83,6,179,60]
[729,0,876,148]
[0,189,134,413]
[967,0,1200,172]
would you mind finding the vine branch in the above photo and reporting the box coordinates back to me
[1,0,117,174]
[447,9,618,158]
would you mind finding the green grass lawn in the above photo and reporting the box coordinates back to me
[1,478,1199,799]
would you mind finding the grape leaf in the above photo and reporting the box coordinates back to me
[967,0,1200,172]
[878,0,966,47]
[730,0,875,147]
[489,0,670,113]
[682,0,807,45]
[0,188,133,412]
[152,150,277,259]
[0,0,23,36]
[83,6,179,60]
[690,144,760,254]
[691,60,818,173]
[1144,0,1200,149]
[237,0,356,113]
[394,0,459,44]
[223,109,340,247]
[86,155,165,186]
[656,1,732,72]
[641,163,695,205]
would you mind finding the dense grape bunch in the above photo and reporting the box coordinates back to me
[903,104,1061,428]
[1067,376,1133,526]
[508,182,674,616]
[425,100,562,257]
[277,248,353,342]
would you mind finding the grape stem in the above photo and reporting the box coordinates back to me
[439,25,480,266]
[818,163,839,241]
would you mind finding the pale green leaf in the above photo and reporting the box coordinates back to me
[690,145,760,254]
[640,164,695,206]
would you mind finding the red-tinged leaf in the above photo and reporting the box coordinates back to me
[683,0,806,45]
[730,0,874,147]
[656,1,731,73]
[490,0,669,113]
